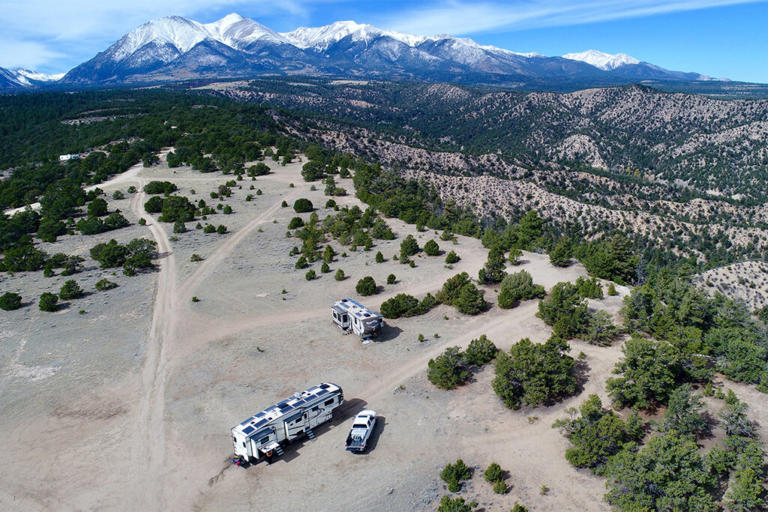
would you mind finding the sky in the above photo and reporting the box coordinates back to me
[1,0,767,82]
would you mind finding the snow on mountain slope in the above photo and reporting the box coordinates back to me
[60,13,717,86]
[282,20,427,50]
[203,13,289,49]
[14,69,64,82]
[111,16,209,61]
[562,50,640,70]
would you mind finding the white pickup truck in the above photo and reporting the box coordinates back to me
[345,410,377,453]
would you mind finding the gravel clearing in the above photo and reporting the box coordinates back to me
[3,155,731,512]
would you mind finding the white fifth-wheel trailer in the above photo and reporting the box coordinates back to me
[332,298,383,339]
[231,383,344,466]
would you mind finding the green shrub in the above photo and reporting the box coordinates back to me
[305,269,316,281]
[424,239,440,256]
[95,279,118,291]
[143,181,177,195]
[87,197,108,217]
[247,162,270,177]
[437,496,476,512]
[445,251,460,264]
[288,217,304,229]
[455,283,487,315]
[606,335,683,410]
[493,337,576,409]
[321,262,330,273]
[325,199,337,208]
[158,196,195,223]
[493,480,508,494]
[484,462,503,483]
[465,335,498,366]
[37,216,66,242]
[112,190,125,200]
[293,198,313,213]
[90,239,128,268]
[375,251,384,263]
[39,292,58,312]
[556,395,640,474]
[217,225,228,234]
[607,283,618,296]
[59,280,84,300]
[0,292,22,311]
[583,310,618,346]
[381,294,420,319]
[549,238,572,267]
[1,244,46,272]
[428,347,468,390]
[478,246,506,284]
[537,282,590,339]
[498,270,545,309]
[295,256,308,269]
[356,276,377,296]
[173,221,187,233]
[399,234,419,262]
[575,276,603,299]
[575,232,637,285]
[436,272,472,304]
[387,273,396,284]
[435,273,488,315]
[334,269,345,281]
[203,224,215,233]
[144,195,163,213]
[440,459,472,492]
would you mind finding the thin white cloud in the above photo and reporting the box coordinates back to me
[0,0,313,71]
[1,0,306,41]
[0,39,66,69]
[381,0,766,36]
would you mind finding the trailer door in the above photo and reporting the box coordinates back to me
[283,412,306,440]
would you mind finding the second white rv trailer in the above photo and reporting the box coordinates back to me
[332,298,383,338]
[231,382,344,465]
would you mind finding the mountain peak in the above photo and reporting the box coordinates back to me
[282,20,429,49]
[562,50,640,70]
[57,14,717,88]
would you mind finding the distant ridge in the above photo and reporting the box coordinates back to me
[53,13,712,88]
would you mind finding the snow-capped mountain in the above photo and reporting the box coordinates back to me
[562,50,640,71]
[0,67,64,89]
[282,20,427,50]
[61,13,713,87]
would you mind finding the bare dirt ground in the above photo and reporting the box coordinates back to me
[4,155,761,512]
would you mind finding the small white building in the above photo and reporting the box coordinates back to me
[58,153,80,162]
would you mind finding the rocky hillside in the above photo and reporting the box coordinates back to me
[206,78,768,267]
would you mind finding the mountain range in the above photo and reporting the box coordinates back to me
[3,13,717,90]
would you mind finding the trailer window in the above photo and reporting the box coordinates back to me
[324,399,334,406]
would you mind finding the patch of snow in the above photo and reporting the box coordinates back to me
[562,49,640,70]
